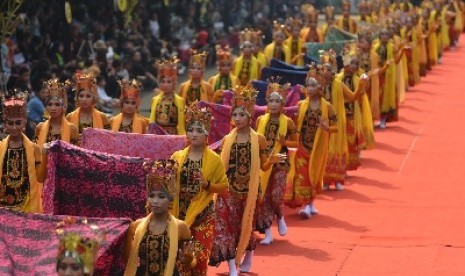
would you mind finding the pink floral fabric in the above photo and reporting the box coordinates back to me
[0,208,131,275]
[81,128,186,159]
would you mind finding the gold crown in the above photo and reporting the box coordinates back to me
[73,72,97,97]
[215,45,232,64]
[119,79,141,106]
[44,78,67,103]
[240,28,263,46]
[189,49,207,69]
[1,90,28,119]
[307,62,325,85]
[56,217,106,275]
[324,6,336,20]
[319,49,337,65]
[341,42,358,66]
[342,0,351,11]
[302,4,318,23]
[143,160,179,199]
[232,85,258,115]
[273,21,286,34]
[358,0,371,11]
[185,101,213,132]
[266,76,290,102]
[286,17,302,30]
[157,57,179,80]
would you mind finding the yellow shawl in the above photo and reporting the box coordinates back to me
[233,55,260,82]
[328,76,348,169]
[428,13,438,65]
[110,113,145,134]
[296,98,331,191]
[179,80,213,103]
[379,41,396,114]
[368,44,381,120]
[221,128,260,266]
[256,113,287,197]
[394,33,407,104]
[124,213,179,276]
[255,52,267,68]
[208,73,238,91]
[149,92,186,135]
[36,118,72,148]
[0,134,42,213]
[264,43,291,65]
[284,37,305,66]
[453,2,464,31]
[171,146,228,227]
[335,17,357,33]
[68,107,104,130]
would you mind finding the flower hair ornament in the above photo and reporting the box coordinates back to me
[56,217,106,275]
[143,160,179,201]
[185,100,213,134]
[1,89,29,119]
[72,72,97,99]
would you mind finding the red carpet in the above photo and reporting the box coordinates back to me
[209,35,465,275]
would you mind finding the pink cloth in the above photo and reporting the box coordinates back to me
[81,128,186,159]
[0,208,130,275]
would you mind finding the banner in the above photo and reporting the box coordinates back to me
[306,26,358,57]
[43,141,148,220]
[0,208,130,275]
[81,128,186,159]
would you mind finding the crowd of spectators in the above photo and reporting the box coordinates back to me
[0,0,331,138]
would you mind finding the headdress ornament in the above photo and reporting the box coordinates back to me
[232,85,258,116]
[286,17,302,30]
[341,42,358,66]
[240,28,255,46]
[273,21,286,34]
[319,49,337,66]
[215,45,232,64]
[324,6,336,20]
[56,217,106,275]
[265,76,290,103]
[189,49,207,69]
[119,79,141,107]
[73,72,97,98]
[306,62,325,85]
[143,160,179,200]
[342,0,351,12]
[303,5,319,24]
[185,101,213,133]
[44,78,67,104]
[156,57,179,81]
[1,89,28,119]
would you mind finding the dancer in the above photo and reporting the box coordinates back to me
[209,87,274,275]
[109,79,148,134]
[124,160,195,275]
[149,58,186,135]
[233,29,262,86]
[264,22,291,65]
[285,17,306,66]
[66,72,110,134]
[179,50,214,105]
[255,80,297,245]
[208,46,239,104]
[170,102,229,275]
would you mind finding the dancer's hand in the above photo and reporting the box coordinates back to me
[179,240,196,265]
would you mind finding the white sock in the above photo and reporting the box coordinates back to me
[228,258,238,276]
[260,228,273,244]
[240,250,254,272]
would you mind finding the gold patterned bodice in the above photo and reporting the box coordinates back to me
[186,85,201,106]
[227,142,251,193]
[0,147,30,209]
[136,227,169,276]
[301,107,321,151]
[179,158,202,220]
[156,98,178,135]
[239,60,251,85]
[264,119,279,155]
[343,74,355,117]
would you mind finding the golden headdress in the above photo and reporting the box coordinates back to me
[185,101,213,133]
[119,79,141,107]
[303,5,319,24]
[44,78,67,103]
[286,17,303,31]
[189,49,207,69]
[73,72,97,98]
[1,90,28,119]
[157,57,179,81]
[232,85,258,116]
[266,76,290,103]
[306,62,325,85]
[240,28,255,46]
[319,49,337,66]
[215,45,232,64]
[273,21,286,34]
[143,160,179,200]
[324,6,336,20]
[56,217,106,275]
[341,42,358,66]
[342,0,351,12]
